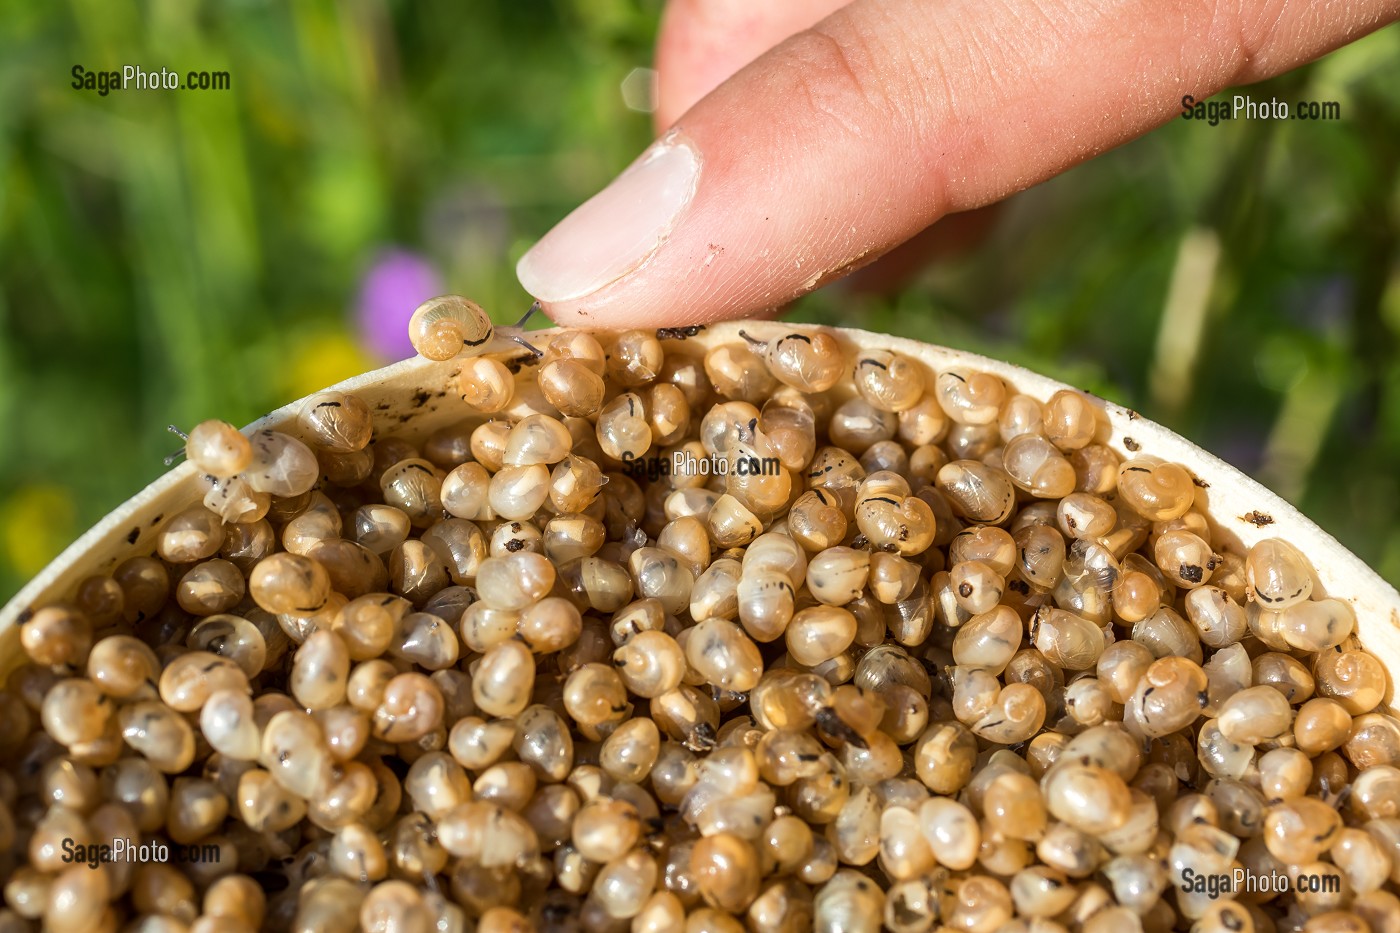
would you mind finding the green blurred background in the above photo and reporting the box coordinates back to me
[0,1,1398,601]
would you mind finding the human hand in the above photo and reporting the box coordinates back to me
[517,0,1400,328]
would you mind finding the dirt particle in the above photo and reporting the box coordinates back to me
[656,325,706,341]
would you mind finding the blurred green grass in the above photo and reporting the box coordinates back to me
[0,1,1398,600]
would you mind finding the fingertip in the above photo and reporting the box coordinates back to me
[538,296,759,331]
[535,299,600,329]
[514,131,703,308]
[524,0,968,329]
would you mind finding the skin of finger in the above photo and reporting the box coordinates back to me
[654,0,851,130]
[841,206,1004,295]
[543,0,1400,328]
[657,0,995,302]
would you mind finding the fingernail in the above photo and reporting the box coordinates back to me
[517,131,701,303]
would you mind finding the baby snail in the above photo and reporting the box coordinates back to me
[177,419,252,476]
[738,327,847,393]
[407,294,542,362]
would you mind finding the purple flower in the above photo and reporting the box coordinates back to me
[355,248,444,361]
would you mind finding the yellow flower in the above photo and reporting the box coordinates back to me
[3,484,76,579]
[285,329,375,400]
